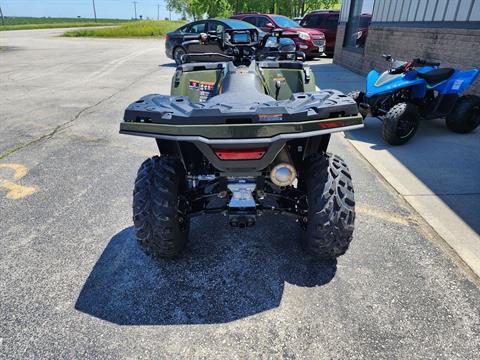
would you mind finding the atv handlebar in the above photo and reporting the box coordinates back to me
[383,54,440,68]
[180,29,301,65]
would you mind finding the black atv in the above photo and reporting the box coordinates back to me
[120,28,363,260]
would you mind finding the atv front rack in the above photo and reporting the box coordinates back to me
[120,90,363,143]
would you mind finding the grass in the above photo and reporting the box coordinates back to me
[0,17,129,31]
[63,20,185,38]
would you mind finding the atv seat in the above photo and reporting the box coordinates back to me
[417,68,454,85]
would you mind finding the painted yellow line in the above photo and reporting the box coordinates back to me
[356,204,412,226]
[0,163,37,200]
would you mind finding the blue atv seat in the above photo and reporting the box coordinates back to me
[417,68,454,85]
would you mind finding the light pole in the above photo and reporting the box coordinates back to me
[0,5,5,26]
[157,3,160,20]
[92,0,97,22]
[133,1,138,20]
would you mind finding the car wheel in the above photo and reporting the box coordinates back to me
[173,46,186,65]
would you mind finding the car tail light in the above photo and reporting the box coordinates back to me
[214,148,267,160]
[165,34,170,41]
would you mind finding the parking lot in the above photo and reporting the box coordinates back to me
[1,29,479,358]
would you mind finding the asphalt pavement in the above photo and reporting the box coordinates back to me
[1,29,479,359]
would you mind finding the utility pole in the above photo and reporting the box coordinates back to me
[133,1,138,20]
[92,0,97,22]
[0,5,5,26]
[157,3,160,20]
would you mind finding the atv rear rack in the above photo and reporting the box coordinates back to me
[120,89,363,143]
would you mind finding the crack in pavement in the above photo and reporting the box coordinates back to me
[0,66,160,161]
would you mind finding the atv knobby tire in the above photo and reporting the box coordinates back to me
[302,153,355,259]
[382,102,420,145]
[446,95,480,133]
[133,155,189,258]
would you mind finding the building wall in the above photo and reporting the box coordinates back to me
[372,0,480,23]
[334,0,480,95]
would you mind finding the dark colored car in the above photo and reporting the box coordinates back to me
[230,13,325,59]
[300,10,339,57]
[166,18,259,64]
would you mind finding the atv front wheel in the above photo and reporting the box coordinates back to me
[302,153,355,260]
[133,155,189,258]
[446,95,480,133]
[382,102,420,145]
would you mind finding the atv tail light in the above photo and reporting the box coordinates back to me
[214,148,267,160]
[318,121,341,129]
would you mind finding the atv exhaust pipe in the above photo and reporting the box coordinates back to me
[270,163,297,187]
[270,148,297,187]
[270,147,297,187]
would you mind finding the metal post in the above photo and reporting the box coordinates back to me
[133,1,138,20]
[92,0,97,22]
[0,5,5,26]
[157,3,160,20]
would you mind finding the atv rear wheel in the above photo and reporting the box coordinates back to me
[382,102,420,145]
[133,155,189,259]
[446,95,480,133]
[302,153,355,260]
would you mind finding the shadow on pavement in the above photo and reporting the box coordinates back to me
[351,116,480,235]
[159,62,177,68]
[75,215,336,325]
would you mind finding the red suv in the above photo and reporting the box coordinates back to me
[300,10,339,57]
[230,13,325,59]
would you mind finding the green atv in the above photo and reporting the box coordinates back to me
[120,28,363,260]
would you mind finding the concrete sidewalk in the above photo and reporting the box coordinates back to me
[309,58,480,278]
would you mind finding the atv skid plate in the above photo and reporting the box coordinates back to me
[120,89,363,143]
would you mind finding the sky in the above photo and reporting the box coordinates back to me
[0,0,181,20]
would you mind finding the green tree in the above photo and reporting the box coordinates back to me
[166,0,340,20]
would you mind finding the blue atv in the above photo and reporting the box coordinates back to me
[350,55,480,145]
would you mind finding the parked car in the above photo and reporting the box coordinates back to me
[300,10,339,57]
[165,18,260,65]
[230,13,325,59]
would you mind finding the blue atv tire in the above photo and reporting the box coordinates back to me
[446,95,480,134]
[382,102,420,145]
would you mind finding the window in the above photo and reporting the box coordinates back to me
[301,14,324,27]
[243,16,257,26]
[210,21,225,33]
[326,14,339,29]
[189,22,206,34]
[301,13,338,29]
[344,0,374,49]
[178,25,189,33]
[270,15,300,28]
[256,16,272,28]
